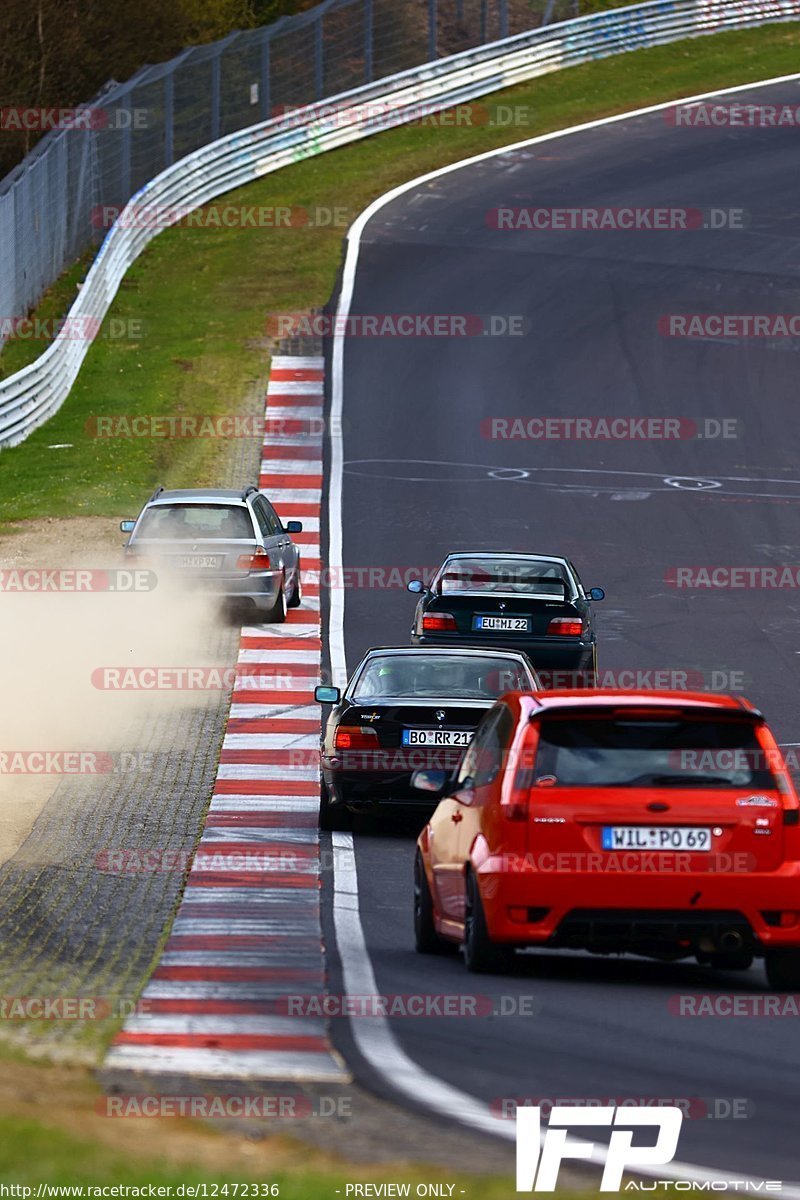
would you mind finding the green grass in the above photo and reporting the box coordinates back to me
[0,1113,496,1192]
[0,1109,544,1197]
[0,1114,277,1187]
[0,20,798,527]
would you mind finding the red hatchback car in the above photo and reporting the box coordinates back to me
[413,691,800,987]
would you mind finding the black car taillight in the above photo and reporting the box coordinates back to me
[546,617,583,636]
[335,726,379,750]
[422,613,457,632]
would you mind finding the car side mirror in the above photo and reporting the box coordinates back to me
[589,587,605,601]
[120,520,135,533]
[411,768,448,795]
[314,685,341,704]
[286,520,303,533]
[407,579,425,594]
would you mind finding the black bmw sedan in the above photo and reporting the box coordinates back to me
[408,552,604,685]
[314,645,539,829]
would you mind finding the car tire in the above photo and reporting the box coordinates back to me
[287,560,302,608]
[265,578,287,623]
[765,949,800,989]
[319,781,352,832]
[463,869,512,974]
[414,850,450,955]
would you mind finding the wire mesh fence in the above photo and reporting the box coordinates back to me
[0,0,575,349]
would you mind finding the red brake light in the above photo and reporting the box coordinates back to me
[547,617,583,636]
[335,726,379,750]
[503,731,539,821]
[422,613,457,632]
[237,546,270,571]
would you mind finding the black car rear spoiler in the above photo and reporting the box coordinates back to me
[438,573,568,600]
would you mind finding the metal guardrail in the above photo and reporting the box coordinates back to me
[1,0,798,447]
[0,0,574,359]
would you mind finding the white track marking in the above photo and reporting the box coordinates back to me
[328,73,800,1188]
[105,1045,346,1079]
[222,732,320,748]
[216,764,320,781]
[264,380,324,394]
[236,649,321,665]
[260,488,322,504]
[208,796,321,813]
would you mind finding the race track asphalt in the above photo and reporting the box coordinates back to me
[327,77,800,1182]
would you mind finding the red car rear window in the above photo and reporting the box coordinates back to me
[533,716,776,789]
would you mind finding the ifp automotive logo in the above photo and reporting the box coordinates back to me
[516,1105,683,1191]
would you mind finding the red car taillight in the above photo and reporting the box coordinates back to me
[334,726,379,750]
[755,725,800,856]
[547,617,583,636]
[237,546,270,571]
[422,613,457,632]
[502,733,539,821]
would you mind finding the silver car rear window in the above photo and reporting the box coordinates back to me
[136,504,254,540]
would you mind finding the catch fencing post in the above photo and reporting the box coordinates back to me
[428,0,437,59]
[119,91,132,204]
[211,49,222,141]
[260,31,272,122]
[500,0,509,38]
[164,72,174,167]
[314,15,325,99]
[364,0,374,83]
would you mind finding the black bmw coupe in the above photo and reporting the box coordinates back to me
[314,645,540,829]
[408,551,604,685]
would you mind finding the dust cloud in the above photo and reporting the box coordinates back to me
[0,525,238,866]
